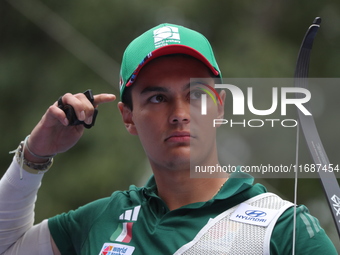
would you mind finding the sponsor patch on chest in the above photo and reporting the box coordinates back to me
[99,243,135,255]
[230,203,279,227]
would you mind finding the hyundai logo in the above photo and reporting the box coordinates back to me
[245,210,267,217]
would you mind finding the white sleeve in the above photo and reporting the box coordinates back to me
[2,220,53,255]
[0,157,53,254]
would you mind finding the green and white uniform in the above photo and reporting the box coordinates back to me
[48,172,337,255]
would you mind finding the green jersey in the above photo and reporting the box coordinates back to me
[48,172,337,254]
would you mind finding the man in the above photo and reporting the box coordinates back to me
[0,23,337,254]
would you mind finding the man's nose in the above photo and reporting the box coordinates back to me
[169,99,190,125]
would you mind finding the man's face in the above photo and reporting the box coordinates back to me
[120,55,225,172]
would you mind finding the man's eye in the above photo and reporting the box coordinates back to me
[190,90,205,100]
[149,94,165,103]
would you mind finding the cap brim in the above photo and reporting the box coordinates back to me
[125,44,219,87]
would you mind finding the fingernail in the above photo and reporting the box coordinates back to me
[80,111,85,120]
[86,116,93,124]
[64,118,69,126]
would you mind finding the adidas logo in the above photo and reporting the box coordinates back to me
[119,205,141,221]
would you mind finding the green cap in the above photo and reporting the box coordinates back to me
[119,23,221,99]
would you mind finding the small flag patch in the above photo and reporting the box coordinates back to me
[110,222,133,243]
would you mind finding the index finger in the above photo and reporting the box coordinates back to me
[93,93,116,106]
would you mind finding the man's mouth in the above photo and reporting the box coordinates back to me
[165,131,192,142]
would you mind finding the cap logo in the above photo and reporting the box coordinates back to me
[153,26,180,48]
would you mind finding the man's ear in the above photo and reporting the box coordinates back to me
[217,90,226,119]
[118,102,138,135]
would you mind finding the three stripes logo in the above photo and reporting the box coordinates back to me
[110,205,141,243]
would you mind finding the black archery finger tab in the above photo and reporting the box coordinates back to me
[58,89,98,129]
[84,89,95,104]
[64,104,79,125]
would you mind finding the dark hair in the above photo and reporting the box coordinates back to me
[121,84,133,110]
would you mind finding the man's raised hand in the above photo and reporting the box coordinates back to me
[24,92,116,163]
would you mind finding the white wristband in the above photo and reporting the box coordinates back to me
[9,136,54,180]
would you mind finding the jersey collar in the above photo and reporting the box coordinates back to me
[142,170,257,204]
